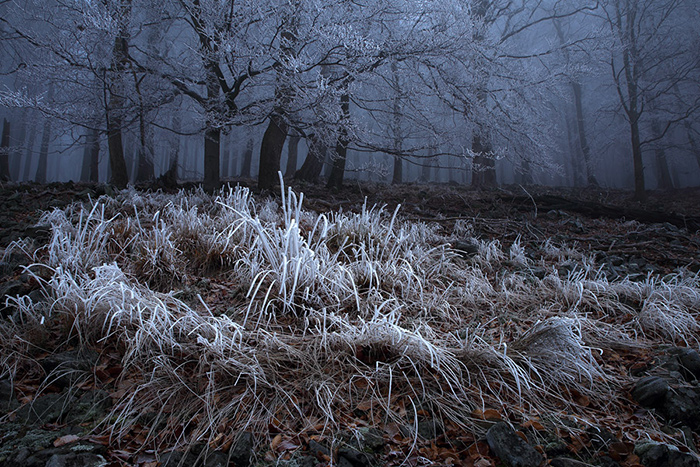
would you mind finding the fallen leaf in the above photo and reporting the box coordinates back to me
[521,419,545,431]
[54,434,80,447]
[277,439,300,452]
[474,458,492,467]
[271,434,283,450]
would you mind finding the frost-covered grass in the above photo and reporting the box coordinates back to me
[1,180,699,453]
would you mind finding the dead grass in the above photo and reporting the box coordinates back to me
[1,177,698,455]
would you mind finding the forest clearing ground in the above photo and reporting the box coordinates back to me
[0,180,699,467]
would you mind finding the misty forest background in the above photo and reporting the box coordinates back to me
[0,0,699,197]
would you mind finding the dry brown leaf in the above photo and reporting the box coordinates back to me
[53,434,80,447]
[271,433,283,450]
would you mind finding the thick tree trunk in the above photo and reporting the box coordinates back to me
[572,82,598,186]
[471,134,497,188]
[295,135,326,182]
[203,126,221,192]
[258,112,288,191]
[221,135,230,180]
[203,71,221,193]
[35,117,51,183]
[327,93,350,190]
[241,138,253,178]
[284,130,300,177]
[106,4,131,188]
[80,128,100,183]
[0,119,10,181]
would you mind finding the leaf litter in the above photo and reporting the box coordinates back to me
[0,180,698,465]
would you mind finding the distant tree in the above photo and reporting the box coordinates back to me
[600,0,700,198]
[0,119,10,181]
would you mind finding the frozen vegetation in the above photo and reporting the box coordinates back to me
[1,181,699,456]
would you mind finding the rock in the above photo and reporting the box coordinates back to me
[65,389,112,425]
[632,376,669,409]
[43,452,107,467]
[486,422,544,467]
[0,379,13,401]
[230,432,253,467]
[634,442,700,467]
[40,349,99,388]
[659,386,700,430]
[355,427,384,452]
[308,440,330,459]
[337,445,374,467]
[159,450,186,467]
[453,240,479,258]
[674,348,700,381]
[16,392,77,425]
[550,459,595,467]
[587,426,616,450]
[202,451,229,467]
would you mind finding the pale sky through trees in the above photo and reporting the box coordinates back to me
[0,0,698,194]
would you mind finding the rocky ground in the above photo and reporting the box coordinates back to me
[1,180,700,467]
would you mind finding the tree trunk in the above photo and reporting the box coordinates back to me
[327,93,350,190]
[221,134,230,180]
[391,61,403,185]
[566,112,583,187]
[258,112,288,191]
[80,128,100,183]
[572,81,598,186]
[35,117,51,183]
[651,119,673,190]
[22,116,37,181]
[420,147,434,182]
[295,135,326,182]
[241,138,253,178]
[10,111,27,181]
[685,122,700,171]
[203,69,221,192]
[471,134,497,187]
[284,130,300,177]
[0,119,10,181]
[106,1,132,189]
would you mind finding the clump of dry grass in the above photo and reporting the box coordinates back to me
[1,177,698,456]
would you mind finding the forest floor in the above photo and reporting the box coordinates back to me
[0,180,699,467]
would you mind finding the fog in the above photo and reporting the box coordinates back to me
[0,0,698,197]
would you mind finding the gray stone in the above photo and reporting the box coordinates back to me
[16,392,77,425]
[632,376,669,409]
[486,422,544,467]
[356,427,384,452]
[549,459,594,467]
[453,240,479,258]
[337,446,374,467]
[65,389,111,425]
[0,379,13,401]
[675,348,700,381]
[308,440,330,459]
[202,451,229,467]
[660,386,700,430]
[634,442,700,467]
[230,432,253,467]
